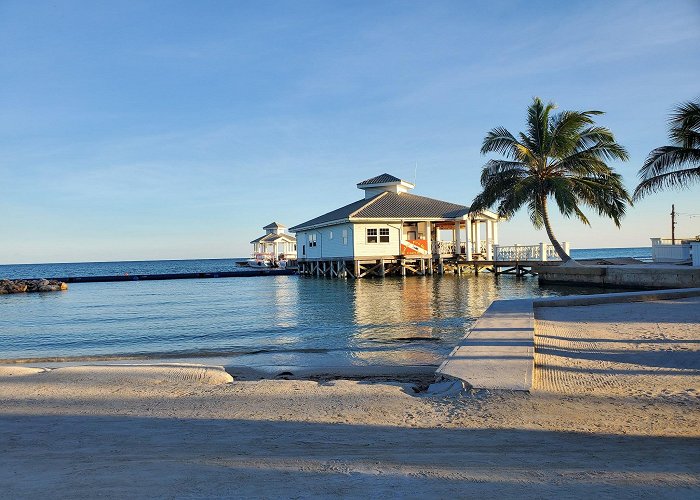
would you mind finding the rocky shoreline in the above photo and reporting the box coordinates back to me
[0,279,68,294]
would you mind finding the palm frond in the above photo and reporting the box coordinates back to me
[638,146,700,178]
[633,165,700,199]
[634,98,700,199]
[526,98,556,156]
[480,127,524,160]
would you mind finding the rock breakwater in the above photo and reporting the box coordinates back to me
[0,279,68,294]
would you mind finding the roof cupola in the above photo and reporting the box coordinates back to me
[356,173,415,199]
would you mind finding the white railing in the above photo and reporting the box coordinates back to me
[493,242,570,262]
[650,238,692,263]
[432,240,569,261]
[433,240,456,255]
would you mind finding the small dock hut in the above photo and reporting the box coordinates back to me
[250,222,297,263]
[289,174,501,278]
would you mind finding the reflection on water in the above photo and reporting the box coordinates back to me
[1,274,584,367]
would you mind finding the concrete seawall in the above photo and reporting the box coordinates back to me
[535,264,700,289]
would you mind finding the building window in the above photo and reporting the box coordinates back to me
[309,234,317,247]
[342,229,348,245]
[329,230,333,240]
[379,228,390,243]
[367,228,377,243]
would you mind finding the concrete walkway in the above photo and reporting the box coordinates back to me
[436,299,534,391]
[437,288,700,391]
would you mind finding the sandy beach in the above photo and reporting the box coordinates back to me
[1,297,699,498]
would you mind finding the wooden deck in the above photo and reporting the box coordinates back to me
[297,255,561,278]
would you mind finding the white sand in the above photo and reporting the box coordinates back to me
[1,298,698,498]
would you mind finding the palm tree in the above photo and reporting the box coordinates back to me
[469,97,631,263]
[633,99,700,199]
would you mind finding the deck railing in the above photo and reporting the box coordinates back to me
[433,240,456,255]
[494,243,567,261]
[432,241,568,261]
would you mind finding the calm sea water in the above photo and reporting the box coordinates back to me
[0,248,647,369]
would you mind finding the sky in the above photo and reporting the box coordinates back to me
[1,0,699,264]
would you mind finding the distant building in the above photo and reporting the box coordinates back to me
[289,174,499,275]
[250,222,297,262]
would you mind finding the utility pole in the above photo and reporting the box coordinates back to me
[671,204,677,245]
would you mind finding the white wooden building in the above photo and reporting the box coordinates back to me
[250,222,297,262]
[289,174,500,277]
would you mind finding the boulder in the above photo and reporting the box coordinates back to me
[0,278,67,294]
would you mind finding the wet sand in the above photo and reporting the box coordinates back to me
[1,298,699,498]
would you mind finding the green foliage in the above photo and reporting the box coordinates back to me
[633,99,700,199]
[469,97,631,261]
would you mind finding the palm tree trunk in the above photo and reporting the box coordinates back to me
[540,197,572,263]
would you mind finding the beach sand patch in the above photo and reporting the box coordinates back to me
[27,364,234,385]
[0,366,47,377]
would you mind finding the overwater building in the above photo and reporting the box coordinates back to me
[249,222,297,265]
[289,174,500,277]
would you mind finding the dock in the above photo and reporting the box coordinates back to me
[436,298,535,391]
[298,255,562,279]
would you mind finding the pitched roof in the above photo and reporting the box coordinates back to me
[250,233,296,244]
[352,192,468,219]
[263,222,286,229]
[289,192,473,231]
[357,173,403,186]
[288,196,377,232]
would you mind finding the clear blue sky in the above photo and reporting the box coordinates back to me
[1,0,699,264]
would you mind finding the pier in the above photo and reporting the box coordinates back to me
[297,243,568,278]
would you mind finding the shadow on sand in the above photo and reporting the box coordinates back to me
[1,413,698,497]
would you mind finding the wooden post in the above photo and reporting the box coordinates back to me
[379,259,385,277]
[354,260,360,278]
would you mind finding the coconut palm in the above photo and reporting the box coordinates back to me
[633,99,700,199]
[469,97,631,263]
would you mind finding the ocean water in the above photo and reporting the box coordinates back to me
[0,248,646,369]
[571,247,651,261]
[0,258,249,280]
[0,247,651,280]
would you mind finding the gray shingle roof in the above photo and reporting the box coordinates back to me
[263,222,285,229]
[357,173,403,186]
[288,196,378,232]
[250,232,296,244]
[353,192,468,219]
[289,192,470,231]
